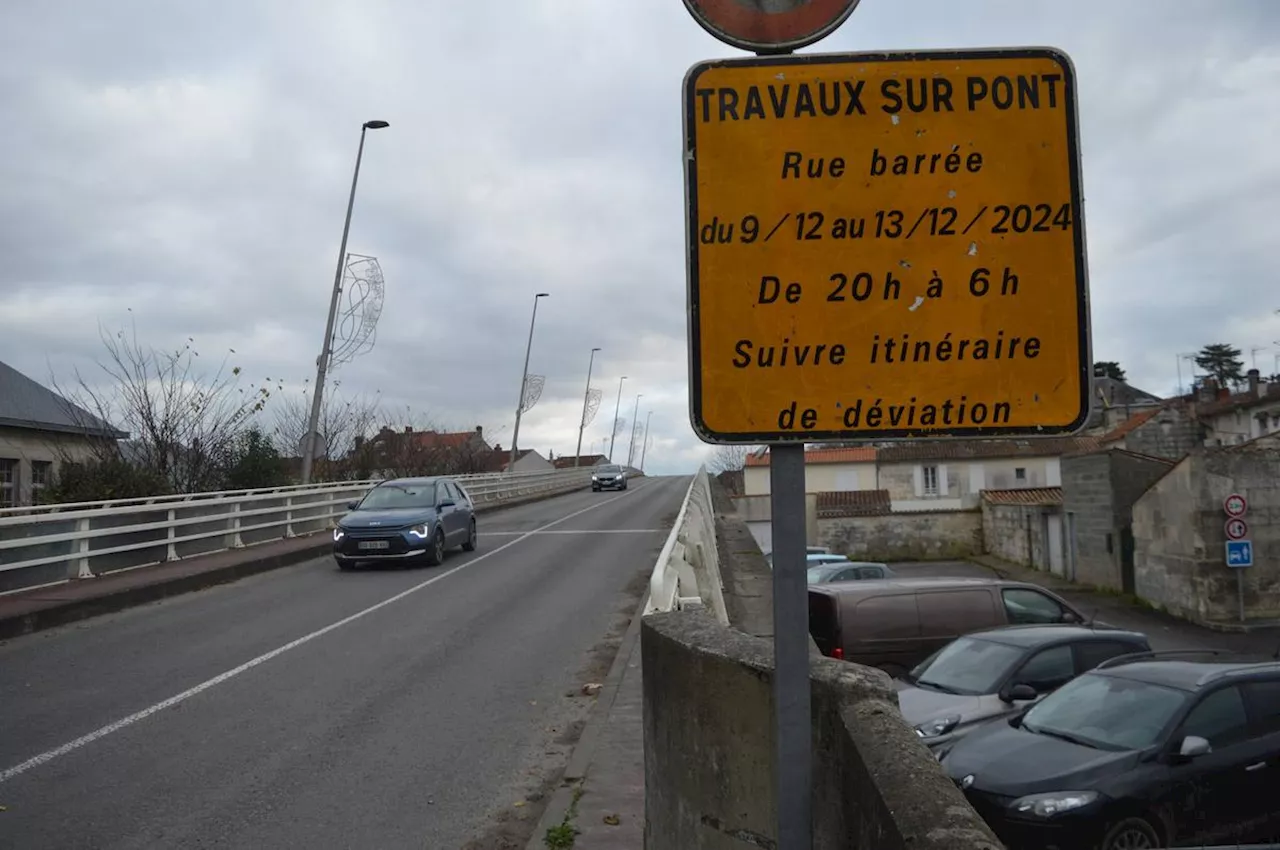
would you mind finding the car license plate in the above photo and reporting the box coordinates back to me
[358,540,391,550]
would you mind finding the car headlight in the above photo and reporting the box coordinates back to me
[1009,791,1100,818]
[333,528,344,542]
[915,715,962,739]
[407,523,431,539]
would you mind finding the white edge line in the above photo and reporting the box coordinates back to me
[0,480,659,785]
[481,529,667,536]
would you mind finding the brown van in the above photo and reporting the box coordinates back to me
[808,578,1088,678]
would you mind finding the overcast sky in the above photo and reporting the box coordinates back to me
[2,1,1278,475]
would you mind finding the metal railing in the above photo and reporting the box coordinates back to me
[0,468,595,594]
[644,465,727,624]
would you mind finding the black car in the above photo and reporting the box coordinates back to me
[903,625,1151,752]
[332,477,477,570]
[591,464,627,491]
[941,649,1280,850]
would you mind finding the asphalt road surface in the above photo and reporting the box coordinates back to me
[0,475,689,850]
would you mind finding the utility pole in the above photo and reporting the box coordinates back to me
[626,394,642,466]
[509,292,549,473]
[608,376,627,463]
[575,347,601,467]
[300,119,389,484]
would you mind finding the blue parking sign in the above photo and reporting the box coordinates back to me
[1226,540,1253,568]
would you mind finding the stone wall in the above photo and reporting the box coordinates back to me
[642,609,1001,850]
[1121,407,1203,461]
[982,503,1043,567]
[1134,437,1280,623]
[818,510,982,561]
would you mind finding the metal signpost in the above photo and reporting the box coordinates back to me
[1224,493,1252,621]
[680,2,1090,844]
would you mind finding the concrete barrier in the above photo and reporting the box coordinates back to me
[642,609,1002,850]
[645,466,727,624]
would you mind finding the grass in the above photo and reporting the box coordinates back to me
[543,784,585,849]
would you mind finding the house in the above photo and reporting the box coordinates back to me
[353,425,493,477]
[1083,377,1165,435]
[1091,403,1202,462]
[1192,370,1280,447]
[483,447,554,473]
[875,437,1099,512]
[0,360,128,507]
[553,454,608,469]
[742,446,877,496]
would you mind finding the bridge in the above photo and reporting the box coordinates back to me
[0,466,998,849]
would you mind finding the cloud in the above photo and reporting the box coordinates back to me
[1,0,1278,477]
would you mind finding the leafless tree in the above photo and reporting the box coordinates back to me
[53,323,279,493]
[707,444,756,475]
[272,386,383,480]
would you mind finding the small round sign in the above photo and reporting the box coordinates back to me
[1225,518,1249,541]
[1223,493,1248,518]
[682,0,862,54]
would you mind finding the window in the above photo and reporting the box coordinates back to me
[31,461,52,503]
[1013,645,1075,692]
[1243,680,1280,736]
[922,465,939,495]
[1181,686,1250,748]
[1015,467,1027,481]
[0,459,16,508]
[1022,675,1188,751]
[854,566,886,580]
[910,637,1025,696]
[1075,640,1145,672]
[1002,588,1069,624]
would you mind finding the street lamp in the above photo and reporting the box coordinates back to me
[627,394,643,467]
[509,292,550,473]
[608,376,627,463]
[300,119,390,484]
[639,409,653,471]
[575,347,601,467]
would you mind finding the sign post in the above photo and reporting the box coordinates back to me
[681,8,1088,850]
[1223,493,1250,622]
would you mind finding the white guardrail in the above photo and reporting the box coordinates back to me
[644,465,727,624]
[0,468,604,595]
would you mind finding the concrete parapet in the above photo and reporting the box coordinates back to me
[642,608,1002,850]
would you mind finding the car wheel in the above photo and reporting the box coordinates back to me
[1099,816,1162,850]
[424,529,446,566]
[462,519,477,552]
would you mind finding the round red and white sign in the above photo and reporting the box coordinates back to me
[1224,493,1247,518]
[1225,518,1249,541]
[682,0,862,53]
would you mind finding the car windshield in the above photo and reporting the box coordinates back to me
[356,484,437,510]
[806,566,839,583]
[908,637,1026,696]
[597,466,621,474]
[1021,673,1189,751]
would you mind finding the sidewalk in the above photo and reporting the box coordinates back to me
[0,534,329,640]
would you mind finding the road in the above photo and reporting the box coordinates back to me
[0,475,689,850]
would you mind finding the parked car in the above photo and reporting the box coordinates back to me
[807,578,1091,678]
[765,550,845,569]
[941,649,1280,850]
[807,561,896,585]
[332,477,477,570]
[591,464,627,491]
[898,625,1150,751]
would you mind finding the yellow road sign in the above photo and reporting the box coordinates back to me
[684,48,1091,444]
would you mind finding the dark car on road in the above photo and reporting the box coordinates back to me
[900,625,1150,753]
[332,477,477,570]
[941,649,1280,850]
[591,464,627,491]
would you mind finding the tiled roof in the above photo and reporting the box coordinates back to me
[1195,385,1280,418]
[877,437,1098,463]
[815,489,892,518]
[0,360,127,439]
[981,487,1064,506]
[1099,408,1163,443]
[745,446,877,467]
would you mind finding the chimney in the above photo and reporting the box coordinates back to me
[475,425,483,436]
[493,443,502,453]
[404,425,413,434]
[354,435,365,450]
[1247,368,1261,397]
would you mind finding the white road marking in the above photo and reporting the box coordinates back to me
[481,529,666,536]
[0,482,653,785]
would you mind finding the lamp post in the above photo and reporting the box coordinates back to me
[639,409,653,471]
[509,292,550,473]
[626,394,643,467]
[608,376,627,463]
[575,347,601,467]
[300,119,390,485]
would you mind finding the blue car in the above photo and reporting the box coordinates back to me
[333,477,477,570]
